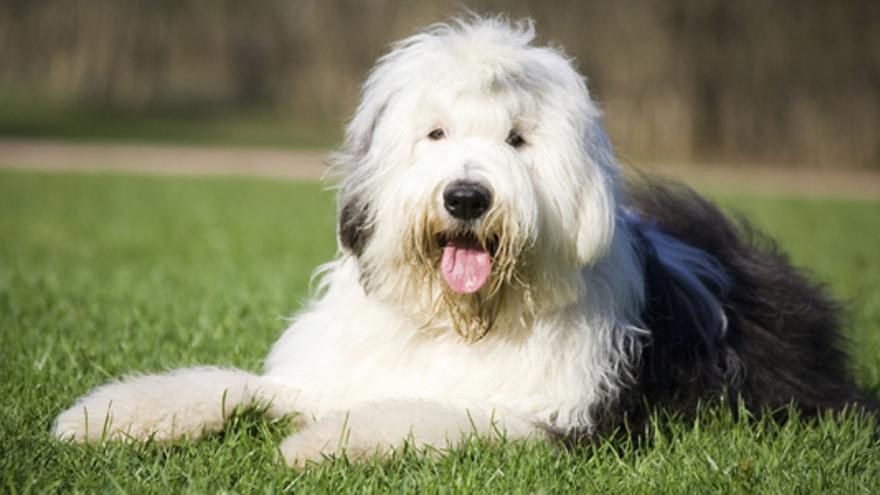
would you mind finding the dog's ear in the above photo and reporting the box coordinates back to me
[575,122,619,265]
[332,84,391,258]
[333,95,387,258]
[338,193,372,257]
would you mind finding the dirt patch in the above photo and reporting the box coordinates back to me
[634,162,880,200]
[0,139,328,181]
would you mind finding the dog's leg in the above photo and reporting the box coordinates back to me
[54,366,298,442]
[280,400,544,468]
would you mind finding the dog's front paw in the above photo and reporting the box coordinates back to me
[279,430,336,469]
[54,394,141,442]
[279,415,390,469]
[54,374,221,443]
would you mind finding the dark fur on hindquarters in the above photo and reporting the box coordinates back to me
[581,177,877,442]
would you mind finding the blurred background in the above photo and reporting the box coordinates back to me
[1,0,879,175]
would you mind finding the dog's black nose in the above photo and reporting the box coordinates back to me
[443,181,492,220]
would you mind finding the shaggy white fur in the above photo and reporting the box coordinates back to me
[55,17,663,467]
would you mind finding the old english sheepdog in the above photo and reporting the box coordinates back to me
[54,18,876,466]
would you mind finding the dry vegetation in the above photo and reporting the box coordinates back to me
[1,0,879,168]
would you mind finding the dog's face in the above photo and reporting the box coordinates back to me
[334,19,621,340]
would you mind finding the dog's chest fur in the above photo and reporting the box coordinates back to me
[263,258,616,429]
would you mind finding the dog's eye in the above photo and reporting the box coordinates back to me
[506,130,525,148]
[427,128,446,140]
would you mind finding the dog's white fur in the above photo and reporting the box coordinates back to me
[54,17,680,467]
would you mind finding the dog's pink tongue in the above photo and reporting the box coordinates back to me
[441,238,492,294]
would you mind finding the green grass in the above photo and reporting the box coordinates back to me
[0,96,341,149]
[1,170,878,493]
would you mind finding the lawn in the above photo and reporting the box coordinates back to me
[1,170,878,493]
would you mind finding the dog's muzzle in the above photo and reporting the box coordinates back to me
[437,181,495,294]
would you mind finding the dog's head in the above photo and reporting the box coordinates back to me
[333,17,622,340]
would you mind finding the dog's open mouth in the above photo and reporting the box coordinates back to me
[437,233,495,294]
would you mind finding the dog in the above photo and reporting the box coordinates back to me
[54,17,876,467]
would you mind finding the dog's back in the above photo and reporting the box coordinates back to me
[596,178,879,438]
